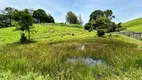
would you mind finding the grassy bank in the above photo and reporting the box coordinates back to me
[123,18,142,32]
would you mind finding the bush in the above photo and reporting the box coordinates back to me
[116,27,126,32]
[107,26,116,32]
[84,23,94,32]
[84,23,91,30]
[97,29,105,37]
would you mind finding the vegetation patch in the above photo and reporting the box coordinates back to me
[123,18,142,32]
[0,31,141,79]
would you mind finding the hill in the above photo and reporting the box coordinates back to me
[0,24,95,45]
[122,18,142,32]
[0,24,142,79]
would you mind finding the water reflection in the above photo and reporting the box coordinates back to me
[67,57,104,66]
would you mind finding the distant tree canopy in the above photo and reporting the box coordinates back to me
[0,7,55,28]
[4,7,15,26]
[0,7,14,27]
[33,9,54,23]
[89,10,115,21]
[66,11,78,24]
[48,15,54,23]
[89,10,104,21]
[85,10,121,37]
[65,11,83,25]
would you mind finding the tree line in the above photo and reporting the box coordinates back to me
[0,8,83,28]
[0,7,123,43]
[0,7,55,28]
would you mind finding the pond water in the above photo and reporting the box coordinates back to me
[67,57,104,66]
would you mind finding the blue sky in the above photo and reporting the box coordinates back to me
[0,0,142,23]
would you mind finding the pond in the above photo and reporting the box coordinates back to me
[67,57,105,66]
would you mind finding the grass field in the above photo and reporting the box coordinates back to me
[0,24,142,80]
[123,18,142,32]
[0,24,95,45]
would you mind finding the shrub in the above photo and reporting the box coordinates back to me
[97,29,105,37]
[107,26,116,32]
[84,23,91,30]
[116,27,126,32]
[84,23,94,32]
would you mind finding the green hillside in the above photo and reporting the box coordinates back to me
[123,18,142,32]
[0,24,95,45]
[0,24,142,79]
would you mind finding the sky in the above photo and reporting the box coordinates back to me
[0,0,142,23]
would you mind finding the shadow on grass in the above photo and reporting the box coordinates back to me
[6,40,37,45]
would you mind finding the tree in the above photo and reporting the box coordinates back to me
[0,14,3,27]
[0,7,19,27]
[33,9,47,23]
[13,9,34,42]
[89,10,115,21]
[33,9,54,23]
[11,9,20,21]
[4,7,15,26]
[89,10,104,21]
[66,11,78,24]
[107,22,117,32]
[95,16,111,29]
[85,16,111,31]
[0,14,10,27]
[104,10,115,20]
[10,9,21,27]
[47,15,55,23]
[85,10,118,37]
[0,7,13,27]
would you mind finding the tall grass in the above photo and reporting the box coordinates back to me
[0,24,142,79]
[122,18,142,32]
[127,25,142,32]
[0,35,142,79]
